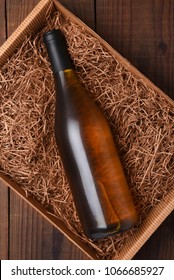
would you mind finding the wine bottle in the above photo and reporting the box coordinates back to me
[43,29,137,239]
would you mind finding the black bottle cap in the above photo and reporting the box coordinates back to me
[43,29,73,74]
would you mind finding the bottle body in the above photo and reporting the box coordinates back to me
[54,69,137,238]
[43,30,137,239]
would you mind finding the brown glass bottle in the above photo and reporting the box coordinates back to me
[43,30,137,239]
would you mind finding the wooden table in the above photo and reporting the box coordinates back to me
[0,0,174,260]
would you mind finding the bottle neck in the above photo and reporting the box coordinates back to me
[54,68,76,88]
[43,30,73,74]
[54,68,74,80]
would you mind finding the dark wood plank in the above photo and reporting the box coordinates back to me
[52,228,89,260]
[0,182,9,260]
[58,0,95,29]
[0,0,6,46]
[9,192,88,259]
[96,0,174,259]
[6,0,41,36]
[134,211,174,260]
[96,0,174,99]
[9,192,48,260]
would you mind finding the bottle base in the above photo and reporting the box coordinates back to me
[86,223,120,240]
[85,215,137,239]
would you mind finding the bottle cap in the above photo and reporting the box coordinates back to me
[43,29,73,73]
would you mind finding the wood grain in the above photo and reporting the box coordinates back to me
[0,0,6,46]
[96,0,174,99]
[0,182,9,260]
[134,211,174,259]
[6,0,41,36]
[9,192,51,259]
[58,0,95,29]
[9,192,88,259]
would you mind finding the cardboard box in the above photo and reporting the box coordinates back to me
[1,0,174,259]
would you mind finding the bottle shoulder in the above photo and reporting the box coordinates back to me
[54,69,103,117]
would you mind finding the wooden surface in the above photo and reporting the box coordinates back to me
[0,0,174,260]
